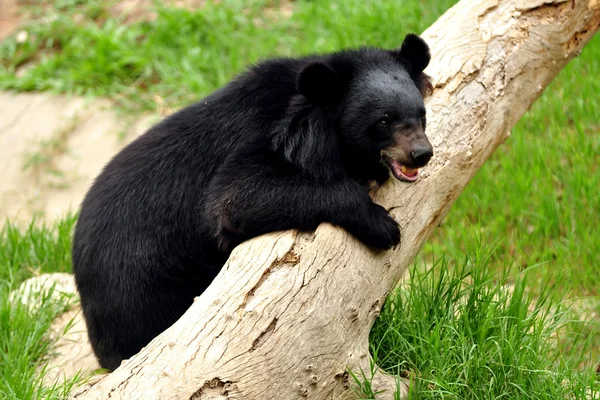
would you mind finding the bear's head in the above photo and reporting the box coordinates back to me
[295,34,433,183]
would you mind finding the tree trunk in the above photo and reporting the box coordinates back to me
[71,0,600,399]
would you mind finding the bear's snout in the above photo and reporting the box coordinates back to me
[409,144,433,168]
[381,130,433,183]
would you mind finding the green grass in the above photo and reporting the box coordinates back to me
[0,0,458,111]
[0,217,80,400]
[423,40,600,297]
[369,251,599,399]
[0,0,599,398]
[0,217,76,283]
[0,284,81,400]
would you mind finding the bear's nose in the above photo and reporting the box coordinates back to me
[410,146,433,167]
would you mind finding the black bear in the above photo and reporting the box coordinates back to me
[72,33,434,371]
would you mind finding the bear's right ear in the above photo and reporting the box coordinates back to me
[297,62,344,106]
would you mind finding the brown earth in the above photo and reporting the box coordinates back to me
[0,92,158,222]
[0,0,21,40]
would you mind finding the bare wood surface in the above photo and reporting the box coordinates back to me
[70,0,600,399]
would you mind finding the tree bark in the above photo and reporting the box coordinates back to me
[71,0,600,399]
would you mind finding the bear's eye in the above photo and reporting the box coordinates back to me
[378,115,392,128]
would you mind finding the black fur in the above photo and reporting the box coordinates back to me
[72,34,432,370]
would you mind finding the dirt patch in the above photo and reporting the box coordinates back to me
[109,0,210,24]
[0,92,157,223]
[0,0,21,40]
[110,0,294,25]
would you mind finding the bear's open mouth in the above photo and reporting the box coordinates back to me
[385,158,419,182]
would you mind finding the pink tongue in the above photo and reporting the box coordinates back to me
[404,168,418,177]
[391,161,404,177]
[391,160,418,177]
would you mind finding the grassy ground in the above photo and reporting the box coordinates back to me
[370,255,598,400]
[1,0,455,111]
[0,0,599,398]
[0,217,80,399]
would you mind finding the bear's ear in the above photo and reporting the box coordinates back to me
[415,73,434,98]
[297,62,344,106]
[391,33,431,75]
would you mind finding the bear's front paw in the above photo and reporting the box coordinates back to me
[365,204,401,250]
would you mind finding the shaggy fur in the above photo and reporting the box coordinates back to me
[72,34,433,370]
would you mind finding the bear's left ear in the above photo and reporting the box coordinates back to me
[297,62,345,106]
[391,33,431,75]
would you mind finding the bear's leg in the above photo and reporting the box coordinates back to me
[82,283,193,370]
[76,249,223,371]
[209,176,400,252]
